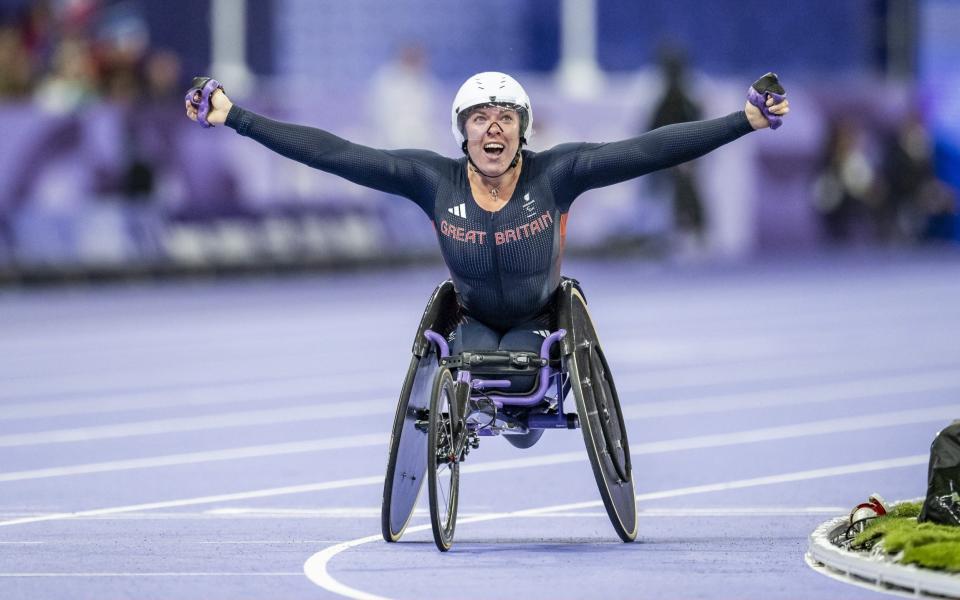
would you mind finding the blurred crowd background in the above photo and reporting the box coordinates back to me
[0,0,958,283]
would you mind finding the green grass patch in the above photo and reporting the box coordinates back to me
[850,501,960,572]
[903,542,960,571]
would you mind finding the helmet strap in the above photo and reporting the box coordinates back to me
[462,137,525,180]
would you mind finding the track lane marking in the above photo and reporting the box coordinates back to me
[0,407,944,526]
[204,506,849,518]
[622,369,960,417]
[302,455,927,600]
[2,367,958,448]
[0,403,951,483]
[0,403,389,448]
[0,434,387,482]
[0,572,305,577]
[0,476,384,528]
[0,375,397,420]
[3,349,955,421]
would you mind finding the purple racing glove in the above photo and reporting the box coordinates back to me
[747,72,786,130]
[184,76,223,129]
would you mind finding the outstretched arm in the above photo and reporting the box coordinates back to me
[184,84,448,203]
[563,111,754,195]
[554,74,789,203]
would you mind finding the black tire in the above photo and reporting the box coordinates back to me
[427,368,460,551]
[568,288,637,542]
[381,351,438,542]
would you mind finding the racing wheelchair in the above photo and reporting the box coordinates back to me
[380,278,636,551]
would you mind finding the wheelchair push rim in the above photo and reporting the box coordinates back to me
[568,289,638,542]
[428,367,460,551]
[381,352,437,542]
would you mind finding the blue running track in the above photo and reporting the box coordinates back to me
[1,250,957,600]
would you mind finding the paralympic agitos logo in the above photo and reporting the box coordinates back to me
[439,211,554,246]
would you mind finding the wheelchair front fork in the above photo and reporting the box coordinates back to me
[453,372,479,460]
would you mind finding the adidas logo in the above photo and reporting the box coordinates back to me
[534,329,551,338]
[447,203,467,218]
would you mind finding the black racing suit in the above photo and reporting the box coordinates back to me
[225,106,753,362]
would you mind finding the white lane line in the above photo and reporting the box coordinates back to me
[607,328,955,368]
[0,541,44,544]
[0,307,409,365]
[0,375,396,421]
[0,341,378,391]
[206,507,386,518]
[195,540,342,544]
[0,434,387,483]
[204,506,847,518]
[0,509,852,522]
[0,572,304,578]
[635,506,848,516]
[0,403,951,484]
[624,404,957,455]
[0,475,383,528]
[622,369,960,417]
[0,324,833,395]
[0,402,390,448]
[4,364,958,449]
[0,407,943,527]
[3,345,952,421]
[302,455,927,600]
[614,353,959,393]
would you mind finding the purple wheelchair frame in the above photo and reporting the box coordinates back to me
[422,328,576,434]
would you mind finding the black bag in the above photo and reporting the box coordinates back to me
[918,420,960,525]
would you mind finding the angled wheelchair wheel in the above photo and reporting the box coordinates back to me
[381,350,439,542]
[568,288,638,542]
[428,367,460,551]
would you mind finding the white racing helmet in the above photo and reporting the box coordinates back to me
[451,72,533,148]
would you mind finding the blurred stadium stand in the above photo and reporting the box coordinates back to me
[0,0,956,283]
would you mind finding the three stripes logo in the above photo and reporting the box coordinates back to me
[447,203,467,218]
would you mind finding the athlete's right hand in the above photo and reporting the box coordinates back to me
[184,78,233,127]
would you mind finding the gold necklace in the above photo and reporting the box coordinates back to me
[469,163,505,202]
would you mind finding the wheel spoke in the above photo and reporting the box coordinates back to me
[428,369,460,550]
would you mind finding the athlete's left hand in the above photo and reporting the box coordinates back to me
[745,95,790,130]
[744,73,789,130]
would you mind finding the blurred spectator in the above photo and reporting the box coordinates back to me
[646,46,706,256]
[879,110,956,243]
[811,118,880,244]
[18,0,64,69]
[144,48,182,101]
[0,25,32,98]
[96,1,150,103]
[33,35,99,113]
[367,42,441,149]
[8,0,191,214]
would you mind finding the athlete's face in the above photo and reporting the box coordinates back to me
[464,105,521,176]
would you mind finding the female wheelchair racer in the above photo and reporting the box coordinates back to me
[186,71,789,551]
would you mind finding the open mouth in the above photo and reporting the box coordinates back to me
[483,142,505,158]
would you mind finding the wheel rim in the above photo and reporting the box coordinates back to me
[569,289,637,541]
[588,345,631,483]
[432,378,457,537]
